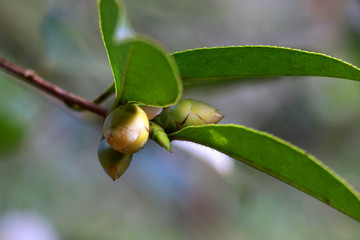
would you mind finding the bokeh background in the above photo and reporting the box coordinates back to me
[1,0,360,239]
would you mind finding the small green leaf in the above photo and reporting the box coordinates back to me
[169,124,360,221]
[98,0,182,107]
[172,46,360,86]
[114,38,182,107]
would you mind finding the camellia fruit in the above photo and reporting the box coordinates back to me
[103,104,150,154]
[153,99,224,133]
[98,137,132,180]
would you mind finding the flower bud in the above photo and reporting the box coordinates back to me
[149,122,171,152]
[153,99,224,133]
[103,104,149,154]
[98,138,132,181]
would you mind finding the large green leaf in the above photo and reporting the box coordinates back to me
[169,124,360,221]
[98,0,182,107]
[172,46,360,86]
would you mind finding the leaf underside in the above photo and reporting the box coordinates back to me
[169,124,360,221]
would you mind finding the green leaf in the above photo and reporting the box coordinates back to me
[169,124,360,221]
[113,38,182,107]
[98,0,182,107]
[98,0,132,48]
[172,46,360,86]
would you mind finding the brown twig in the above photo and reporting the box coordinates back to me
[0,57,108,118]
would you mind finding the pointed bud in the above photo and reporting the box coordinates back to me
[98,138,132,180]
[103,104,149,154]
[153,99,224,133]
[149,122,171,152]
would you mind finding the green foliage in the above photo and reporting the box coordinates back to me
[172,46,360,86]
[3,0,360,225]
[98,0,182,107]
[94,0,360,221]
[169,125,360,221]
[97,45,360,94]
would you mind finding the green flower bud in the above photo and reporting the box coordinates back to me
[103,104,149,154]
[149,122,171,152]
[153,99,224,133]
[98,138,132,181]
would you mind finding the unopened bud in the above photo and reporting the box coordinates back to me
[149,122,171,152]
[98,138,132,181]
[103,104,149,154]
[153,99,224,133]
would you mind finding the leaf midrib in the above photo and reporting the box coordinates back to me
[117,42,135,101]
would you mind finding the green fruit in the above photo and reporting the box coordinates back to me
[103,104,149,154]
[153,99,224,133]
[98,137,132,181]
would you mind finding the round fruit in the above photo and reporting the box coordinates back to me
[103,104,149,154]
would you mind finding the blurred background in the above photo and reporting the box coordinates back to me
[1,0,360,239]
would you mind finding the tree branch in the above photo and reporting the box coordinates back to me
[0,56,108,118]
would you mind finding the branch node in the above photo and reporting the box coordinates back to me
[24,70,35,79]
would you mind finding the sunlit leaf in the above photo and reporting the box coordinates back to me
[169,124,360,221]
[172,46,360,86]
